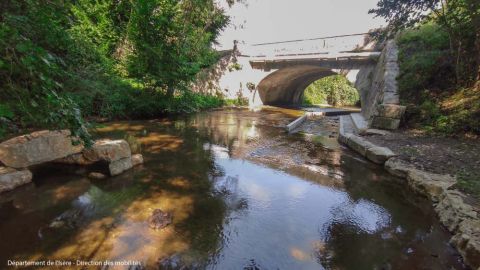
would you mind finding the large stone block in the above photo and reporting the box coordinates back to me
[346,135,376,156]
[131,154,144,166]
[382,92,400,104]
[0,167,32,193]
[375,104,406,119]
[435,190,478,232]
[0,130,83,168]
[109,157,133,176]
[338,132,354,145]
[406,170,456,202]
[450,219,480,270]
[83,139,131,162]
[371,116,401,130]
[366,146,396,164]
[384,158,415,178]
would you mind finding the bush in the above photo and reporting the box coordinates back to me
[0,0,228,143]
[303,75,360,106]
[397,23,454,101]
[397,23,480,134]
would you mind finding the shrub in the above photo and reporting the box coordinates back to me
[303,75,360,106]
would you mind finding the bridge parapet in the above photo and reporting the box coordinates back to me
[241,33,379,58]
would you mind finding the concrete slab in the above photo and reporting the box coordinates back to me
[350,113,368,131]
[286,115,307,133]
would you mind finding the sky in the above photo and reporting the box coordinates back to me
[216,0,386,50]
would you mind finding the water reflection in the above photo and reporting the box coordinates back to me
[0,108,465,270]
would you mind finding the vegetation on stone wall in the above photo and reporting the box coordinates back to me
[370,0,480,135]
[0,0,229,142]
[302,75,360,107]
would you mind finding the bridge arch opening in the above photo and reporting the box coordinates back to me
[256,65,361,107]
[301,74,360,107]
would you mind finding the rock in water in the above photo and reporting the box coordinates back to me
[148,209,172,230]
[109,157,133,176]
[131,154,144,166]
[0,130,83,168]
[87,172,107,180]
[0,167,32,193]
[83,139,131,162]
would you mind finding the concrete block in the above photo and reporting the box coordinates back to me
[339,132,354,145]
[350,113,368,131]
[366,146,396,164]
[346,135,376,156]
[375,104,406,119]
[371,116,401,130]
[286,115,307,133]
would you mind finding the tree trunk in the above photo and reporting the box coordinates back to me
[470,0,480,87]
[166,85,175,97]
[475,29,480,86]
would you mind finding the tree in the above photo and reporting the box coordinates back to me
[369,0,480,85]
[126,0,228,96]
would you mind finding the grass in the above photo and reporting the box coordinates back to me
[456,170,480,199]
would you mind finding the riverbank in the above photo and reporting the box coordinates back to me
[337,115,480,269]
[367,130,480,200]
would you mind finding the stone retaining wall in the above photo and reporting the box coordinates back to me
[338,118,480,269]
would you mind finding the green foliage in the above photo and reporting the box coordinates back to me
[457,170,480,199]
[228,62,242,72]
[125,0,228,96]
[0,0,228,143]
[397,23,454,99]
[224,97,249,107]
[370,0,480,84]
[302,75,360,107]
[397,23,480,134]
[0,104,13,119]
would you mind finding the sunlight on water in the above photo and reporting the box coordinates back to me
[0,108,466,270]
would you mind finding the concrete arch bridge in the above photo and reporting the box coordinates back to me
[192,33,405,129]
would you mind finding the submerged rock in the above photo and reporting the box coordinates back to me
[148,209,172,230]
[131,154,144,166]
[109,157,133,176]
[87,172,107,180]
[0,130,83,168]
[0,166,32,193]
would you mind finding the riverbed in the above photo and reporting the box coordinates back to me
[0,108,467,269]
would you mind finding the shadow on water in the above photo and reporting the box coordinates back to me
[0,108,467,269]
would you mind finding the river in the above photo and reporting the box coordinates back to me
[0,108,467,269]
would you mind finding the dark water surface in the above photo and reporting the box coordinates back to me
[0,108,466,269]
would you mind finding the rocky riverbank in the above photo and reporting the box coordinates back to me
[0,130,144,193]
[338,116,480,269]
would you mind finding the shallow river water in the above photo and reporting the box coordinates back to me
[0,108,467,269]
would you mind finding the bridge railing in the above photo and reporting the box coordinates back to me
[239,33,377,59]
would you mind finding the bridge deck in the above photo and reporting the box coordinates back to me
[249,51,381,70]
